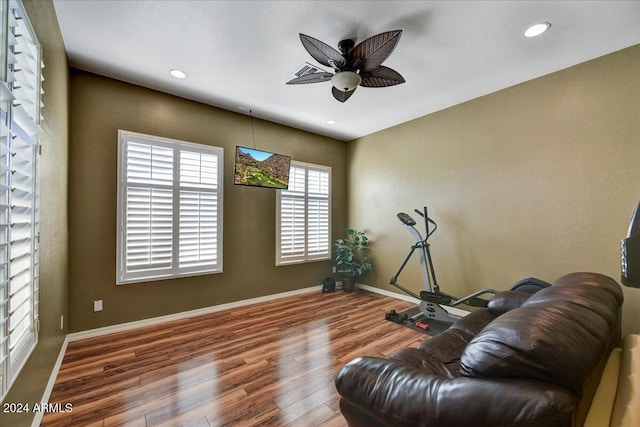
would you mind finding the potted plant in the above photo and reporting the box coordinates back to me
[335,229,373,292]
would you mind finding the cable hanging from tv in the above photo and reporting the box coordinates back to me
[249,109,257,150]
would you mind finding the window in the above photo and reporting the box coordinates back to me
[276,161,331,265]
[0,0,42,401]
[116,131,223,284]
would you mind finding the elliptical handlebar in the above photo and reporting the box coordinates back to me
[413,207,437,239]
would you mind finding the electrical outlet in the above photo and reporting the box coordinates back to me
[332,266,336,273]
[94,300,103,312]
[60,315,64,330]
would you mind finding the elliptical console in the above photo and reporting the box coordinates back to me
[397,212,416,226]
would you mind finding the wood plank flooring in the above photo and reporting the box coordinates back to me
[41,289,425,427]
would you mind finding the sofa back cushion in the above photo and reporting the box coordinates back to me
[460,273,623,394]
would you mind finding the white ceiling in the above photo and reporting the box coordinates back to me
[51,0,640,141]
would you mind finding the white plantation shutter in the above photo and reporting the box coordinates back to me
[125,142,173,274]
[0,0,42,401]
[307,168,330,257]
[179,150,219,270]
[117,131,223,284]
[276,161,331,265]
[278,166,305,260]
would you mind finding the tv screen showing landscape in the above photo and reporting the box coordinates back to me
[234,146,291,189]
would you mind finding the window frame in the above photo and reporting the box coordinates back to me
[116,130,224,285]
[0,0,42,402]
[276,160,331,266]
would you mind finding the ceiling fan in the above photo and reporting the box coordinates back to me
[286,30,405,103]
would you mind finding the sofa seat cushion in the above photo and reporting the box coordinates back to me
[336,357,578,427]
[382,309,499,380]
[413,308,497,377]
[459,273,623,394]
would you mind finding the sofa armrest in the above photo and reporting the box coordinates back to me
[487,290,532,315]
[336,356,577,427]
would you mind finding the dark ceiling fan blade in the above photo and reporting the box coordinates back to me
[360,66,405,87]
[299,34,347,70]
[286,72,333,85]
[350,30,402,72]
[332,86,356,103]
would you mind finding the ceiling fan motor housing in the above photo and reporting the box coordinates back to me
[337,38,355,55]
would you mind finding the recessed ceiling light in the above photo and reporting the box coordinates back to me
[524,22,551,38]
[326,120,336,125]
[170,69,187,79]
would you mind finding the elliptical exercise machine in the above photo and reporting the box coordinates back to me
[386,206,498,329]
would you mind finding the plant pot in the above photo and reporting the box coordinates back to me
[342,276,357,292]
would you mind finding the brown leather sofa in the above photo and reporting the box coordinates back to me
[335,272,624,427]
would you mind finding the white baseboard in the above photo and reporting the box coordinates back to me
[356,283,470,319]
[68,285,322,342]
[32,335,70,427]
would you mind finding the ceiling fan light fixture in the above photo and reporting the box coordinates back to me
[331,71,361,92]
[524,22,551,38]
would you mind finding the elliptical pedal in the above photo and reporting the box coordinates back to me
[385,309,408,323]
[466,297,490,307]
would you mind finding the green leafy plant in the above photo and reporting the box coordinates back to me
[334,229,373,278]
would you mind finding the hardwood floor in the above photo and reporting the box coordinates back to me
[41,289,425,427]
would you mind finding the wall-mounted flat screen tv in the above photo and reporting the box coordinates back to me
[233,146,291,189]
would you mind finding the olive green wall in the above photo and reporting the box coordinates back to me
[0,1,69,426]
[347,44,640,336]
[68,70,346,332]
